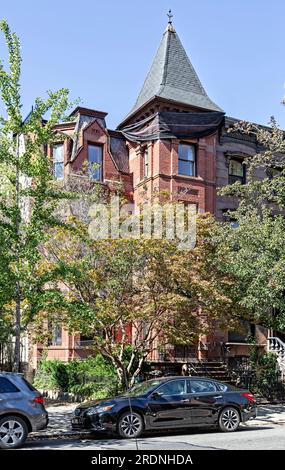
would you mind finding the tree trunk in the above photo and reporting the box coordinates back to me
[129,355,145,387]
[13,134,21,373]
[13,287,21,372]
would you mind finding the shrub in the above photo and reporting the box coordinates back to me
[70,379,117,400]
[249,351,285,400]
[33,359,69,391]
[33,354,117,398]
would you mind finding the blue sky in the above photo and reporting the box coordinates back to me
[1,0,285,129]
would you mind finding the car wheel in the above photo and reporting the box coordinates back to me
[117,411,143,439]
[218,407,240,432]
[0,415,28,449]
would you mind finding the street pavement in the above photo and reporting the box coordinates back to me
[25,424,285,450]
[22,403,285,450]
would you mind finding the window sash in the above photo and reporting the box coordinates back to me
[228,158,245,184]
[53,162,64,179]
[144,148,149,178]
[178,159,195,176]
[178,144,196,176]
[48,322,62,346]
[88,144,103,181]
[53,144,64,179]
[179,144,195,162]
[228,174,245,185]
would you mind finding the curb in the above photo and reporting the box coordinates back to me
[29,430,94,440]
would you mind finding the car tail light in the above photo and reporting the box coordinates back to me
[241,392,255,403]
[33,396,44,404]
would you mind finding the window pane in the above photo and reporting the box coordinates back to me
[178,160,194,176]
[229,159,243,177]
[190,380,216,393]
[144,148,149,178]
[179,144,195,161]
[53,324,62,346]
[158,380,186,396]
[229,175,244,185]
[53,144,64,180]
[54,162,64,180]
[0,377,20,393]
[88,144,102,181]
[53,144,64,163]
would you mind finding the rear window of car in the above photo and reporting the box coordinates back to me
[188,379,217,393]
[0,377,20,393]
[215,382,228,392]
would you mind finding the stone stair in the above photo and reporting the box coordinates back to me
[188,360,235,384]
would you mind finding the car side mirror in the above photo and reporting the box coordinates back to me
[151,391,163,399]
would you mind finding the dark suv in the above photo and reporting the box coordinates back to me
[0,372,48,449]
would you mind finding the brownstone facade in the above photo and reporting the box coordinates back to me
[31,21,270,369]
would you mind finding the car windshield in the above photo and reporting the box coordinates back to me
[123,380,162,397]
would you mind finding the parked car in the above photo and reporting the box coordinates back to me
[71,376,257,438]
[0,372,48,449]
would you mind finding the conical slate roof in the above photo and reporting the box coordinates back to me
[121,24,222,125]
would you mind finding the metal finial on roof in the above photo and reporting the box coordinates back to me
[167,9,173,24]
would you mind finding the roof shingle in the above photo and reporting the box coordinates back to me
[121,24,222,124]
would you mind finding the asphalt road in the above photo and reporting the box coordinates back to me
[24,423,285,450]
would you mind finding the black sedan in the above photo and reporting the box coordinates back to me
[71,376,257,438]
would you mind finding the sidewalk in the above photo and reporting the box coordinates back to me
[250,404,285,426]
[29,403,285,440]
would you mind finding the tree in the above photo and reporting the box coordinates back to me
[34,212,242,389]
[218,118,285,331]
[0,21,74,370]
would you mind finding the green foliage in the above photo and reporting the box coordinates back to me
[33,359,68,391]
[38,213,243,388]
[69,380,117,400]
[217,118,285,331]
[33,355,117,398]
[217,207,285,330]
[249,351,285,400]
[0,21,78,368]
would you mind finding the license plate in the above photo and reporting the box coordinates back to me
[72,417,83,425]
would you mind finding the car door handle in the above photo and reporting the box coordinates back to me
[213,395,223,399]
[181,399,190,402]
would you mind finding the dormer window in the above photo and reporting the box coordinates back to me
[178,143,196,177]
[53,143,64,180]
[228,158,246,184]
[144,147,149,178]
[88,144,103,181]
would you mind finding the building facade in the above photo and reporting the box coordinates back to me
[31,19,270,370]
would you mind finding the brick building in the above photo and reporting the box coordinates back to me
[30,19,270,370]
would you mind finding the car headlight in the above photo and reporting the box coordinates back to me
[86,404,115,415]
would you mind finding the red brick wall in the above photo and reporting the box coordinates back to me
[131,134,218,213]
